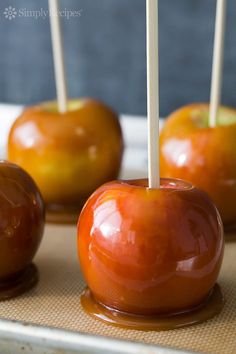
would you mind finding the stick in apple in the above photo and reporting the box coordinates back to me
[146,0,160,188]
[49,0,68,113]
[209,0,227,128]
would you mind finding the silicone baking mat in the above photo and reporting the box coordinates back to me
[0,224,235,354]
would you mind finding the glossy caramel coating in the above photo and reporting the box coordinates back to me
[8,99,124,211]
[160,104,236,230]
[78,178,224,316]
[0,161,44,282]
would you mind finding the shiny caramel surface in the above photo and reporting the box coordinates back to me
[78,178,224,316]
[160,103,236,230]
[8,99,124,209]
[0,161,44,281]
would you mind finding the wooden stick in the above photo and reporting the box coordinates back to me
[146,0,160,188]
[49,0,68,113]
[209,0,227,127]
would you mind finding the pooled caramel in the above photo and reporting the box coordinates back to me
[81,284,224,331]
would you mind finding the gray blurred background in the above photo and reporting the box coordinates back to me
[0,0,235,117]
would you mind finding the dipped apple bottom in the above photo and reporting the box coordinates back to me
[8,99,124,223]
[77,178,224,330]
[0,161,44,300]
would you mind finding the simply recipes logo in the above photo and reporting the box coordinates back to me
[2,6,82,20]
[3,6,17,20]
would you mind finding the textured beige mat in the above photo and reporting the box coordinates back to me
[0,224,235,354]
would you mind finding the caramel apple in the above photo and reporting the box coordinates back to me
[0,161,44,300]
[8,99,124,223]
[160,103,236,232]
[78,178,224,329]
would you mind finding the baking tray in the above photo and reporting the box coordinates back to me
[0,166,236,354]
[0,319,194,354]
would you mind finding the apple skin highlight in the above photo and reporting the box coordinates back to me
[160,103,236,231]
[78,178,224,316]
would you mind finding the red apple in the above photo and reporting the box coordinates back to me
[78,178,224,315]
[0,161,44,297]
[160,103,236,232]
[8,99,124,223]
